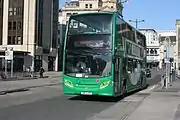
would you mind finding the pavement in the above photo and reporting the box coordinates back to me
[0,72,62,95]
[0,71,62,80]
[126,78,180,120]
[0,69,159,95]
[87,75,180,120]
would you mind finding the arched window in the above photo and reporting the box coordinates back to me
[150,48,154,54]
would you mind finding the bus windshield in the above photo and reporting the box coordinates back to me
[64,14,113,78]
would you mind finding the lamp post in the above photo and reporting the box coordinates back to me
[55,44,60,71]
[163,37,174,88]
[129,19,145,29]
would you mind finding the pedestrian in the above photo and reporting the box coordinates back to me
[39,67,45,78]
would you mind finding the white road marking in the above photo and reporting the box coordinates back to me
[139,85,158,93]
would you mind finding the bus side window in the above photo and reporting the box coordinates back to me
[127,59,133,72]
[133,60,137,68]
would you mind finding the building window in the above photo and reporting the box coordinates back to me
[9,7,13,16]
[8,36,12,44]
[85,4,88,8]
[146,49,149,54]
[13,8,16,15]
[8,7,22,16]
[150,49,154,54]
[0,8,2,16]
[12,36,16,44]
[35,0,43,46]
[17,7,21,15]
[89,4,92,8]
[8,0,24,45]
[66,13,71,17]
[8,22,12,30]
[7,36,22,45]
[0,0,3,45]
[13,21,16,30]
[154,49,157,54]
[17,36,22,44]
[17,21,21,30]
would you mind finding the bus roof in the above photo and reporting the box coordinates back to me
[70,11,115,17]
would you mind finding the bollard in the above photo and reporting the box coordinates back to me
[1,72,7,80]
[172,70,176,81]
[164,76,166,88]
[161,74,166,88]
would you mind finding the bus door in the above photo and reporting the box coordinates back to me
[114,57,121,94]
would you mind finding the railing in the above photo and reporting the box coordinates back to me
[0,71,39,80]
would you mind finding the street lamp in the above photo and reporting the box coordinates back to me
[129,19,145,29]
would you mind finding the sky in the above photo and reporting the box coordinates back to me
[59,0,180,30]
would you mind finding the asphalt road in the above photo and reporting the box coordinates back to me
[0,69,161,120]
[0,86,116,120]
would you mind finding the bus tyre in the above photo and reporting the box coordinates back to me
[122,79,127,94]
[140,76,144,89]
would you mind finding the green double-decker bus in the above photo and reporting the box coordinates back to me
[62,12,147,97]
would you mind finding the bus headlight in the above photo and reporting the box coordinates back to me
[64,80,74,88]
[100,81,111,89]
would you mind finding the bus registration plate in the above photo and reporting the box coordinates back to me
[81,92,92,95]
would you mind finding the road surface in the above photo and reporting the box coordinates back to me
[0,69,161,120]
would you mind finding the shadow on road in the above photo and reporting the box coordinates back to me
[68,86,148,102]
[69,95,123,102]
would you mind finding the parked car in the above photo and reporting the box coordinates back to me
[146,68,151,78]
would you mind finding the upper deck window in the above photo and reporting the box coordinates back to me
[68,14,113,35]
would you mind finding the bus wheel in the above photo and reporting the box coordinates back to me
[122,79,127,95]
[140,76,144,89]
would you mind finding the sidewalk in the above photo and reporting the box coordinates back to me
[127,79,180,120]
[0,72,63,95]
[0,71,62,81]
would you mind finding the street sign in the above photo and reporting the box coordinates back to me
[5,48,13,60]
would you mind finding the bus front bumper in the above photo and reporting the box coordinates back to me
[63,75,114,96]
